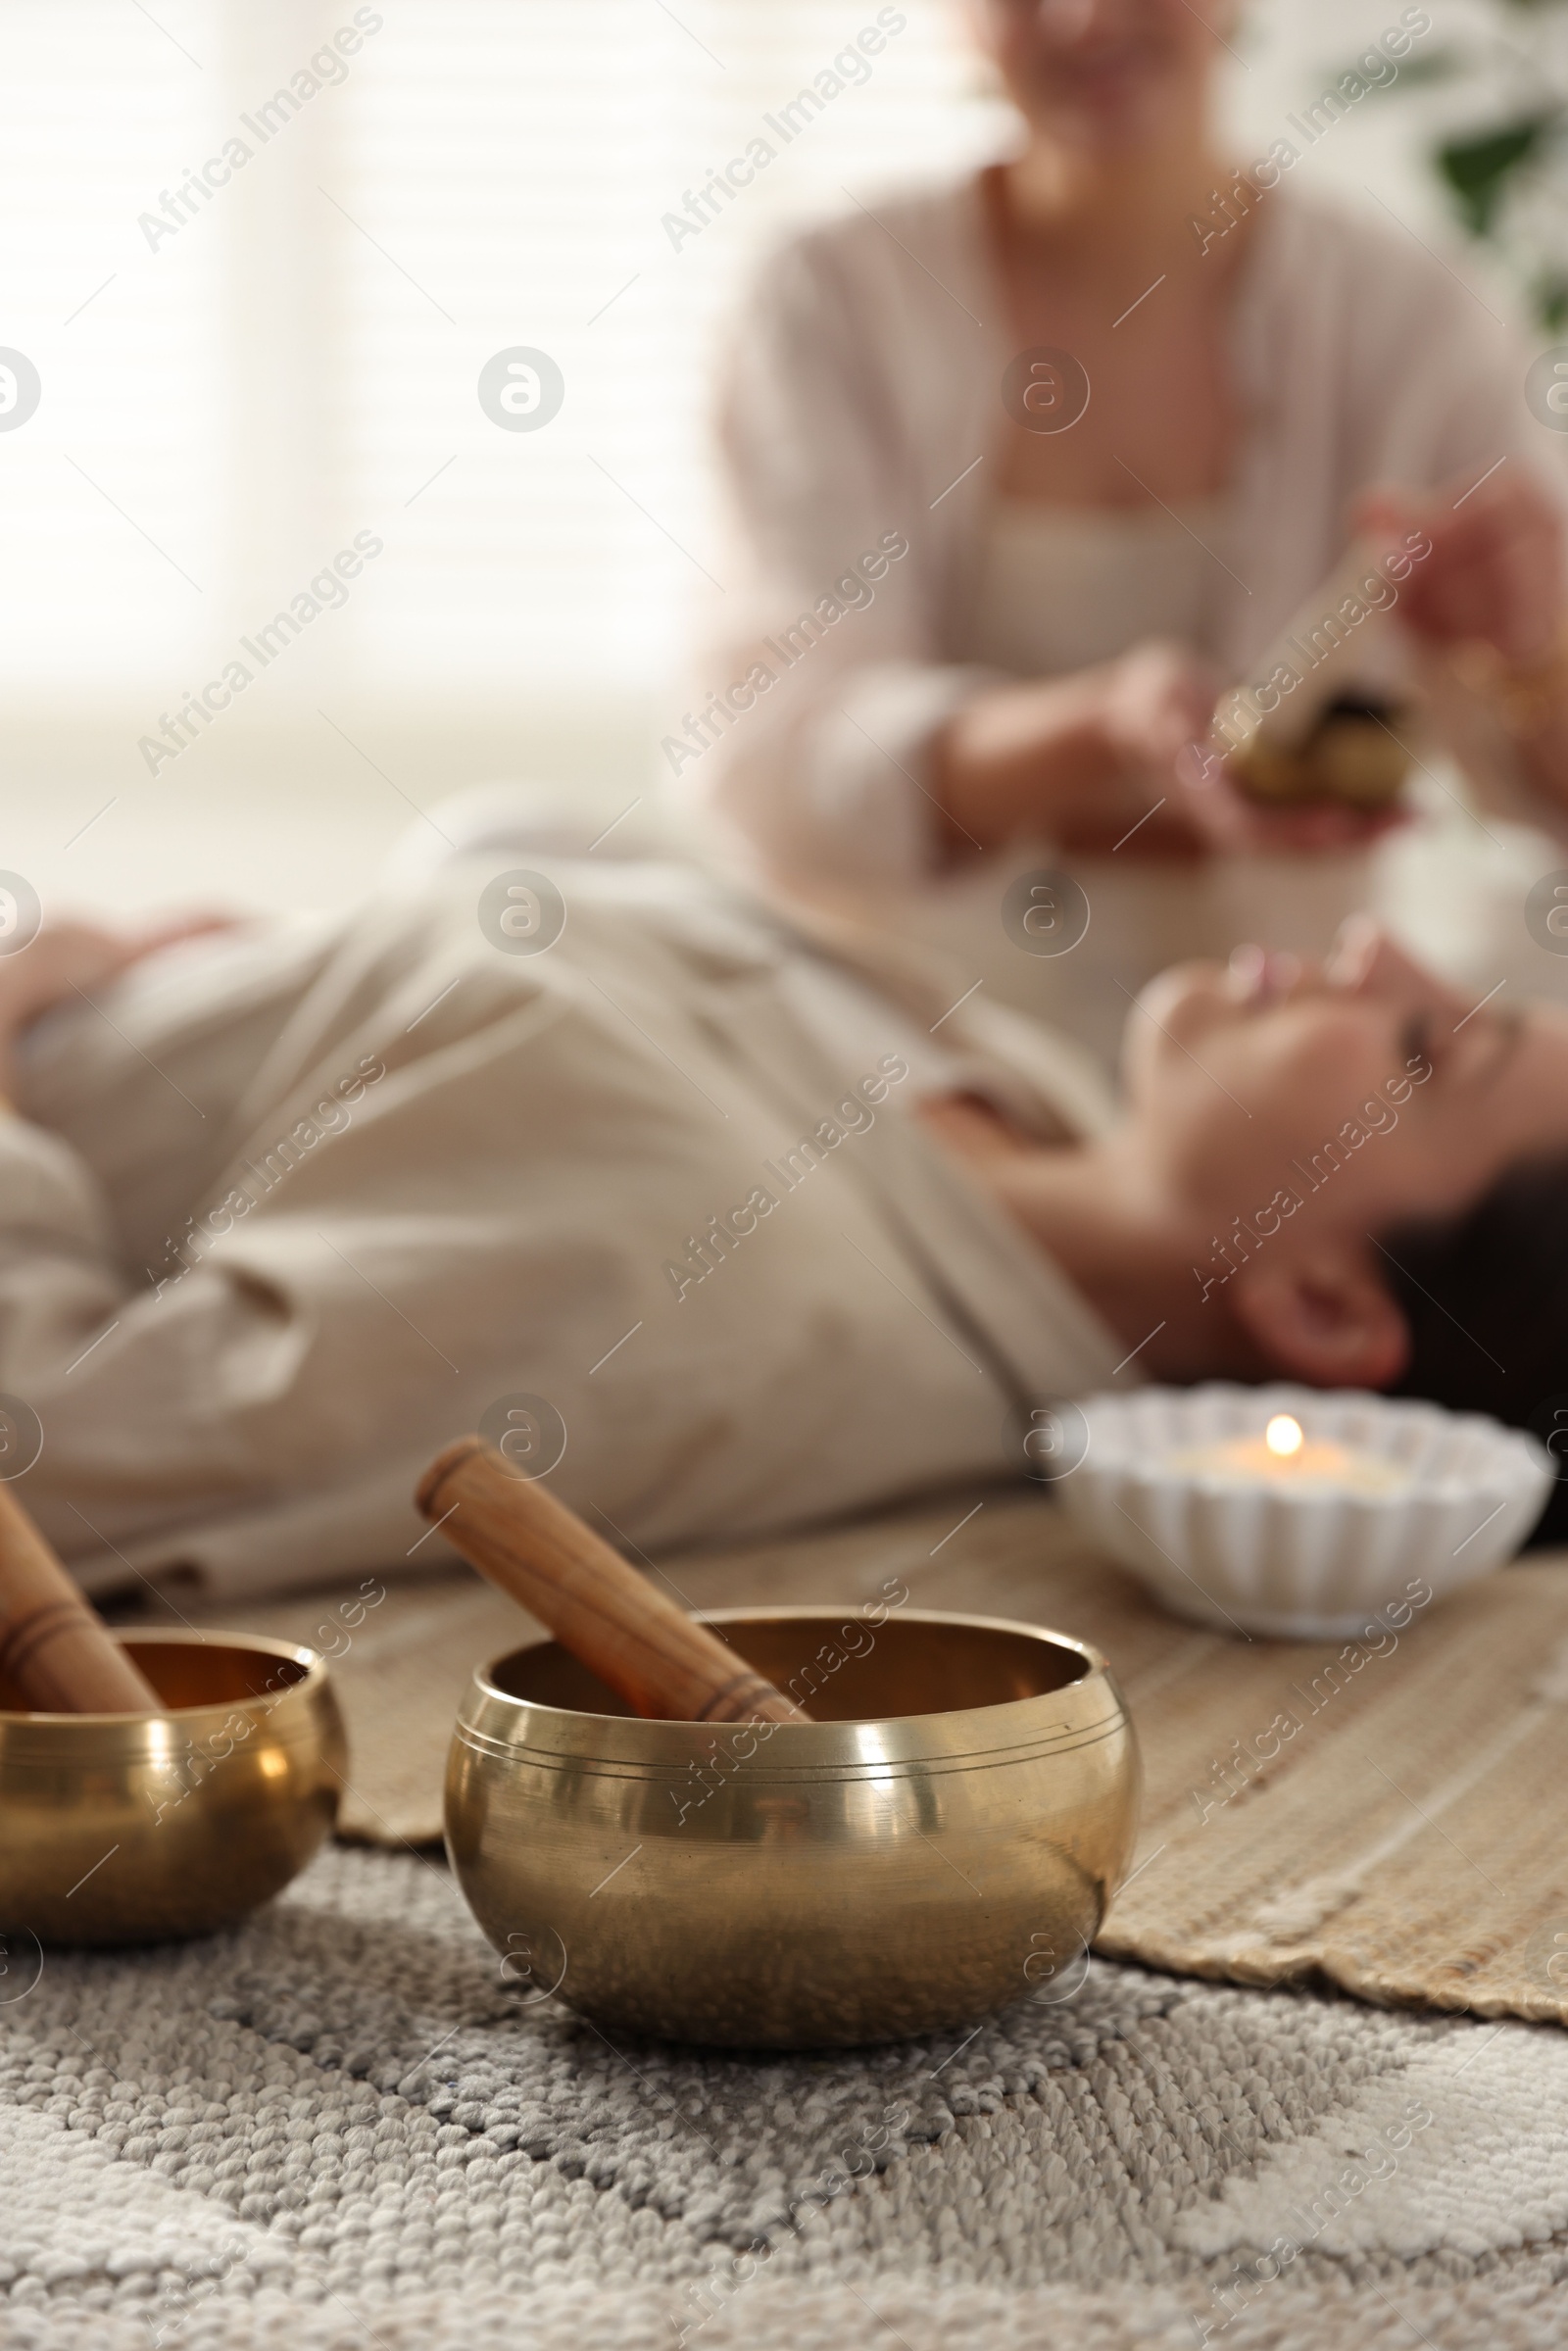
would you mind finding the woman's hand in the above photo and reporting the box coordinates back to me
[935,639,1397,860]
[937,639,1223,859]
[0,912,235,1098]
[1354,475,1565,664]
[1355,473,1568,820]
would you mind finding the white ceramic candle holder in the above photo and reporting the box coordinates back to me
[1055,1384,1552,1641]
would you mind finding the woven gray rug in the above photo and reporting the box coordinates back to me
[5,1843,1568,2349]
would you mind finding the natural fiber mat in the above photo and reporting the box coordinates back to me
[170,1487,1568,2031]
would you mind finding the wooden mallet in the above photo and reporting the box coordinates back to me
[416,1437,809,1724]
[0,1481,164,1713]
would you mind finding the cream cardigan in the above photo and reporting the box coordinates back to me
[687,174,1565,888]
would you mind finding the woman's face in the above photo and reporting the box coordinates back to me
[965,0,1229,151]
[1121,926,1546,1243]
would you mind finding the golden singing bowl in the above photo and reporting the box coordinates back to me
[0,1630,345,1946]
[446,1606,1140,2048]
[1230,703,1412,810]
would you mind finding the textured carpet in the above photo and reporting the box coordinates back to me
[5,1840,1568,2348]
[194,1486,1568,2028]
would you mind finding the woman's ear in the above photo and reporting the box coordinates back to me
[1228,1243,1410,1390]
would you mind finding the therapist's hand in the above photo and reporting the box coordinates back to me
[1353,475,1565,663]
[935,640,1395,861]
[937,639,1223,859]
[1355,472,1568,823]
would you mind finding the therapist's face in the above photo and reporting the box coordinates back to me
[966,0,1231,150]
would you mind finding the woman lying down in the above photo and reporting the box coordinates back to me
[2,853,1563,1604]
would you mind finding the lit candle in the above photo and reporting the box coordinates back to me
[1163,1413,1412,1496]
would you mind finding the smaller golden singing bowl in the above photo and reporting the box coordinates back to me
[0,1630,345,1946]
[1230,699,1413,811]
[446,1606,1140,2048]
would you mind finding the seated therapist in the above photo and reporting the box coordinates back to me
[0,848,1564,1604]
[681,0,1568,1061]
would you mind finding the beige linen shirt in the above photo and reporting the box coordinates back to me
[7,861,1126,1603]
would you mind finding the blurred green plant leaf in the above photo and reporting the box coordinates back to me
[1435,113,1561,232]
[1535,268,1568,329]
[1384,45,1467,84]
[1326,44,1464,89]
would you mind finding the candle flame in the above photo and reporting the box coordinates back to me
[1265,1413,1304,1458]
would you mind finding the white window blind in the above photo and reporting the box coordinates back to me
[0,1,1464,739]
[0,0,222,687]
[324,1,1009,691]
[0,0,1001,723]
